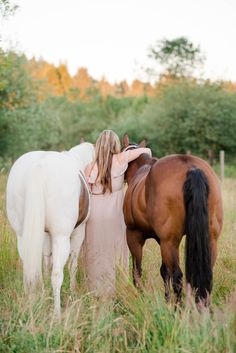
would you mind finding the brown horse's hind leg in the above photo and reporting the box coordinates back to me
[126,228,145,289]
[160,240,183,304]
[160,263,171,302]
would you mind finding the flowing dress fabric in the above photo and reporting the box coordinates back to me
[84,155,129,296]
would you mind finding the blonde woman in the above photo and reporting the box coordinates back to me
[84,130,151,296]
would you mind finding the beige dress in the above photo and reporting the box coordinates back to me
[84,154,129,296]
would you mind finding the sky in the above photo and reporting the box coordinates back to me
[1,0,236,84]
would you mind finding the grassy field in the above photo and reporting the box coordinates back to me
[0,173,236,353]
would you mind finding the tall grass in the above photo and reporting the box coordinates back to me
[0,174,236,353]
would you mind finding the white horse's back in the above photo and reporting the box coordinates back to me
[6,143,94,318]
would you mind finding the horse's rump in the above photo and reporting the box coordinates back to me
[147,155,222,226]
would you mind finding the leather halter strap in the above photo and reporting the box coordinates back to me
[123,144,138,152]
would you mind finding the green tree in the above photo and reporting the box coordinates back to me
[149,37,204,78]
[111,81,236,159]
[0,0,17,19]
[0,51,35,110]
[138,82,236,157]
[0,51,38,157]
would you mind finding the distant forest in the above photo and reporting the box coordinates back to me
[1,39,236,166]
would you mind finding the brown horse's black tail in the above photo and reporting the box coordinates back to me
[183,168,212,301]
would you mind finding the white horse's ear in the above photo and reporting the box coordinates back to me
[122,133,129,147]
[80,138,85,144]
[139,139,147,147]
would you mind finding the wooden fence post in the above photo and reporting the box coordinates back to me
[220,150,224,182]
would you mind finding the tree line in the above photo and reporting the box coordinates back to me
[1,3,236,167]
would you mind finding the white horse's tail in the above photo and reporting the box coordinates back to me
[22,164,45,290]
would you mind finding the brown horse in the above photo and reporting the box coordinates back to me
[123,134,223,303]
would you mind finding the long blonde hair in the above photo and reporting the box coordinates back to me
[93,130,121,193]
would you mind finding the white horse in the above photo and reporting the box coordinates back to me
[6,143,94,318]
